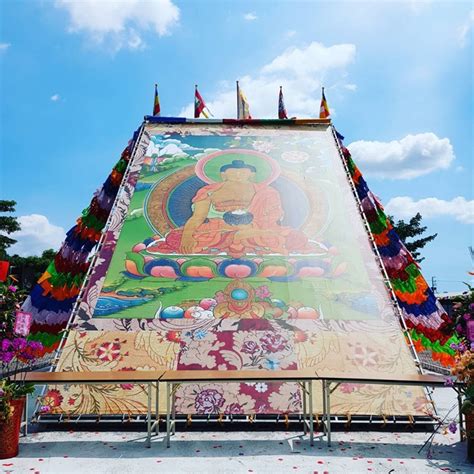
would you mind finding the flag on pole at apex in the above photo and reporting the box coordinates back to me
[194,86,211,118]
[153,84,161,116]
[237,81,252,119]
[278,86,288,119]
[319,87,330,119]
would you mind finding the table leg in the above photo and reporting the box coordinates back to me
[308,380,314,447]
[166,382,171,448]
[172,383,177,435]
[302,381,307,434]
[457,389,464,442]
[324,380,331,447]
[322,380,327,436]
[155,381,160,435]
[24,393,28,437]
[146,382,152,448]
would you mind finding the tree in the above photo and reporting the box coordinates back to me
[389,212,437,263]
[0,200,20,259]
[8,249,57,291]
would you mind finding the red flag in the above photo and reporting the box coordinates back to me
[153,84,161,116]
[194,86,209,118]
[319,87,330,119]
[0,261,9,282]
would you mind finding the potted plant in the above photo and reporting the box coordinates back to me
[451,343,474,461]
[0,279,43,459]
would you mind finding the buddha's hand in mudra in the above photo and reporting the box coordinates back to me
[180,233,195,253]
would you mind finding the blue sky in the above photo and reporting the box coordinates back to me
[0,0,472,293]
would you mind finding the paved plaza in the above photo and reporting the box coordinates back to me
[2,387,472,473]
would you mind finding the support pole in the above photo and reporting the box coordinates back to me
[146,382,152,448]
[309,380,314,446]
[166,382,171,448]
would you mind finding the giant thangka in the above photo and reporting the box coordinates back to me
[26,120,452,417]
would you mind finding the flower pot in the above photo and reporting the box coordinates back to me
[466,410,474,462]
[0,397,25,459]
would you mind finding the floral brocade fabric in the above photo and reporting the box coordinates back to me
[46,327,431,417]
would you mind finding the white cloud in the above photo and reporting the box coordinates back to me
[386,196,474,224]
[243,12,257,21]
[0,42,11,51]
[347,133,455,179]
[458,10,474,47]
[179,42,356,118]
[55,0,179,51]
[8,215,65,257]
[50,94,60,102]
[285,30,296,38]
[407,0,432,14]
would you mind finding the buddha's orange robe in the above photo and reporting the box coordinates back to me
[147,182,315,257]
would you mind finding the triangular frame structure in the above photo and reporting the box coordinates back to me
[23,118,457,418]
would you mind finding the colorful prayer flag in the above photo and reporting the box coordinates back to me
[194,85,210,118]
[319,87,330,119]
[153,84,161,116]
[335,129,345,144]
[278,86,288,119]
[237,81,252,119]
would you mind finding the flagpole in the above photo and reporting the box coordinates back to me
[194,84,198,118]
[236,80,240,119]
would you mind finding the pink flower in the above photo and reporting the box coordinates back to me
[255,285,271,299]
[8,285,17,293]
[259,333,288,353]
[225,402,245,414]
[194,389,225,414]
[241,340,260,355]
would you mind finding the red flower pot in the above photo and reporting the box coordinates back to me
[0,397,25,459]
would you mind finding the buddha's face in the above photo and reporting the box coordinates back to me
[221,168,255,183]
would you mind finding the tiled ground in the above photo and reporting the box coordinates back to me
[1,387,472,473]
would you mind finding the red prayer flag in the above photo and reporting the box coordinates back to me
[194,86,209,118]
[153,84,161,116]
[319,87,330,119]
[0,260,9,282]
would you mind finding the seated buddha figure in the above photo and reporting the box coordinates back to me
[147,159,315,257]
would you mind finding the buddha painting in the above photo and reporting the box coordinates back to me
[146,150,318,258]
